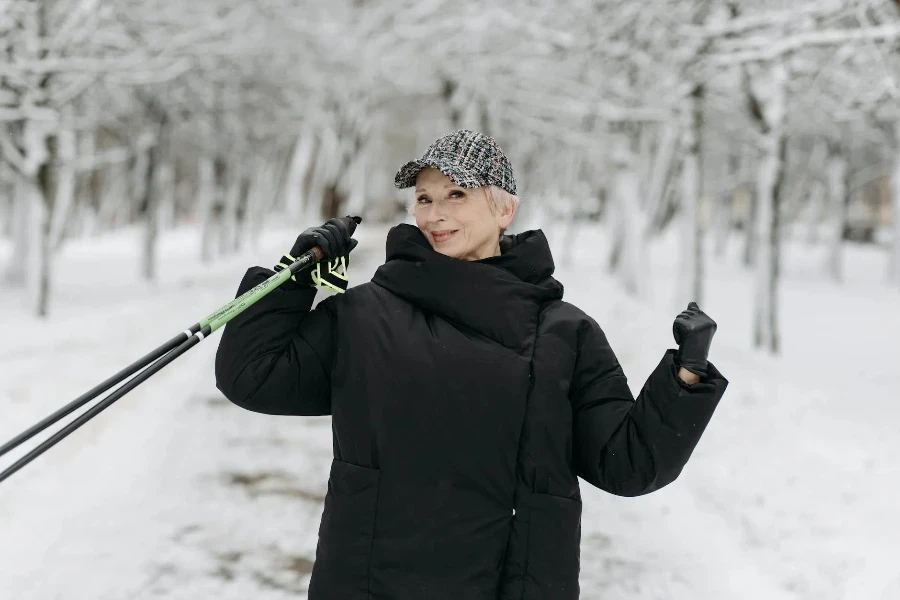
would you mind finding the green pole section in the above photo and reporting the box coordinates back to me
[200,267,293,332]
[201,247,318,333]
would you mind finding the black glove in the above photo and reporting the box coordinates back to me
[292,216,361,260]
[275,216,361,291]
[673,302,717,378]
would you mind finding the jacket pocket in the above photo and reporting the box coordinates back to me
[308,459,380,600]
[499,493,581,600]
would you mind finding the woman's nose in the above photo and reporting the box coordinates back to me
[425,202,446,221]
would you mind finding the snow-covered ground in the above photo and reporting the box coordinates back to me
[0,219,898,600]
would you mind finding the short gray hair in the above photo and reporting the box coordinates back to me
[484,185,519,217]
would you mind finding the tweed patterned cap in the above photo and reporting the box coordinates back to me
[394,130,517,195]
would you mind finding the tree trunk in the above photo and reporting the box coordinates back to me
[69,128,98,239]
[609,150,646,296]
[480,98,495,137]
[96,162,127,232]
[35,169,53,318]
[0,161,10,236]
[738,144,758,267]
[141,142,159,281]
[742,188,757,267]
[233,169,252,252]
[219,156,242,254]
[141,118,168,282]
[460,93,483,132]
[714,154,742,257]
[620,168,647,296]
[74,195,98,239]
[825,142,848,282]
[442,78,462,129]
[20,182,46,314]
[803,138,829,245]
[556,188,578,268]
[751,64,787,354]
[680,85,705,306]
[156,154,176,231]
[4,176,32,286]
[644,120,680,237]
[306,128,341,223]
[806,179,825,245]
[48,123,77,252]
[283,131,316,218]
[607,206,624,273]
[130,145,150,227]
[245,156,275,251]
[31,126,56,318]
[221,171,237,254]
[560,211,580,269]
[83,130,103,235]
[198,155,218,263]
[891,121,900,287]
[638,124,654,206]
[344,142,368,218]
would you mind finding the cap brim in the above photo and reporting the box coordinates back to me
[393,158,481,190]
[393,159,427,189]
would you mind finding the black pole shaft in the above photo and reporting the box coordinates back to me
[0,332,203,485]
[0,331,191,459]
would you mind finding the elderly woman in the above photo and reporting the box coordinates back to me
[215,130,728,600]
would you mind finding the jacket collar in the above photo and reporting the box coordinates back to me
[372,224,564,351]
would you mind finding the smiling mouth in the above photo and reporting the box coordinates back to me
[431,230,458,243]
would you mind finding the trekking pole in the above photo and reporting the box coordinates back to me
[0,334,189,460]
[0,245,325,485]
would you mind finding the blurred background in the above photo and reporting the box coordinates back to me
[1,1,899,599]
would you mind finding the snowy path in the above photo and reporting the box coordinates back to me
[1,222,898,599]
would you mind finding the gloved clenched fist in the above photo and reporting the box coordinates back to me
[673,302,717,378]
[275,216,361,291]
[292,216,361,260]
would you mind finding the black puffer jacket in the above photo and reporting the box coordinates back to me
[215,224,728,600]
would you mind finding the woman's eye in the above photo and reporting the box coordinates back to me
[416,197,431,204]
[449,191,465,198]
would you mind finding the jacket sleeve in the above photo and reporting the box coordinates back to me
[214,266,335,416]
[570,316,728,497]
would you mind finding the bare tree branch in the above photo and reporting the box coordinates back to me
[710,22,900,64]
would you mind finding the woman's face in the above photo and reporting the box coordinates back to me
[413,168,514,261]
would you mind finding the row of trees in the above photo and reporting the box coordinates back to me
[1,0,899,353]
